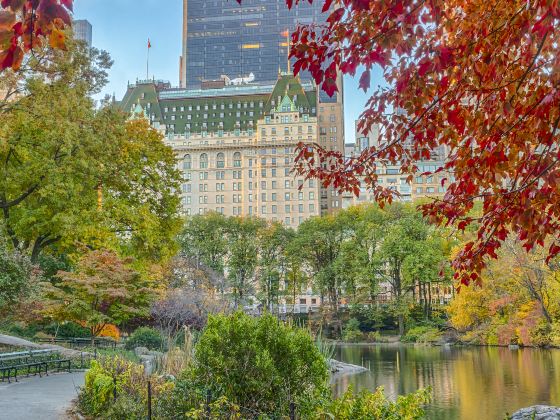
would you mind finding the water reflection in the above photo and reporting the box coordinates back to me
[332,344,560,419]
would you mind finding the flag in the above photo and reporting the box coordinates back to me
[148,38,152,49]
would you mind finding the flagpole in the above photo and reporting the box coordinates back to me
[146,39,150,80]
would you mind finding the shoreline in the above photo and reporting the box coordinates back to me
[334,340,560,350]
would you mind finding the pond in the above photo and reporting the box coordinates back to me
[332,343,560,419]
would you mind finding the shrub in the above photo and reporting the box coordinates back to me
[78,356,173,418]
[402,326,443,344]
[186,312,329,418]
[320,386,431,419]
[367,331,383,342]
[530,320,553,347]
[125,327,164,351]
[550,322,560,347]
[43,322,90,338]
[343,318,364,342]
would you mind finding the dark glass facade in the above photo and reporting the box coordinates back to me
[183,0,325,89]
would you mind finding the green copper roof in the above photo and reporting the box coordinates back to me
[119,74,317,135]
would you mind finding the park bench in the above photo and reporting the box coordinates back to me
[0,349,71,383]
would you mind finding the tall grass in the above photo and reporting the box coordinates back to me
[153,326,196,377]
[315,327,335,361]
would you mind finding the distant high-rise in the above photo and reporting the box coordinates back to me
[180,0,325,89]
[74,19,92,48]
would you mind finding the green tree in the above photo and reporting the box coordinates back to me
[373,205,445,335]
[256,222,294,311]
[42,250,153,340]
[0,40,181,265]
[0,238,37,312]
[227,217,265,307]
[291,214,349,335]
[333,205,388,303]
[179,212,230,276]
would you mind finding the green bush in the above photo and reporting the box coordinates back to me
[551,322,560,347]
[402,326,443,344]
[320,386,431,419]
[76,313,434,419]
[43,322,90,338]
[0,321,40,339]
[125,327,164,351]
[185,311,330,418]
[367,331,383,342]
[530,319,552,347]
[78,356,173,419]
[343,318,364,342]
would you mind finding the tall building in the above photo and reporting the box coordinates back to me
[341,120,451,208]
[74,19,92,47]
[121,74,322,227]
[179,0,345,215]
[180,0,325,89]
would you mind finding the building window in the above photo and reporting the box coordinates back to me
[233,152,242,167]
[217,153,225,168]
[183,154,191,170]
[200,153,208,169]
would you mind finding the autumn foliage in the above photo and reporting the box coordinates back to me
[275,0,560,284]
[0,0,73,70]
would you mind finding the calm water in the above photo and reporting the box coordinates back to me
[332,344,560,419]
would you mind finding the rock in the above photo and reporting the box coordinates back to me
[509,344,520,350]
[510,406,560,419]
[134,346,149,356]
[328,359,368,375]
[139,354,157,375]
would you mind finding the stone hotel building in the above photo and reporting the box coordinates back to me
[119,74,341,227]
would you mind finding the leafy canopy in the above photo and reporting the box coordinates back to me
[0,0,73,70]
[263,0,560,285]
[0,38,182,264]
[42,249,154,338]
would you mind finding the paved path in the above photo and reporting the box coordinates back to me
[0,371,85,419]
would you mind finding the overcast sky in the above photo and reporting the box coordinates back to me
[74,0,383,143]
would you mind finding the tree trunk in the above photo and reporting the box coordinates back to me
[398,314,405,336]
[427,283,433,319]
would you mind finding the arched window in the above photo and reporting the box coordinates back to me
[200,153,208,169]
[183,154,191,170]
[233,152,242,168]
[217,153,225,169]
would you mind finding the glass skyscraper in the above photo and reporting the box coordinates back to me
[74,19,92,48]
[181,0,325,89]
